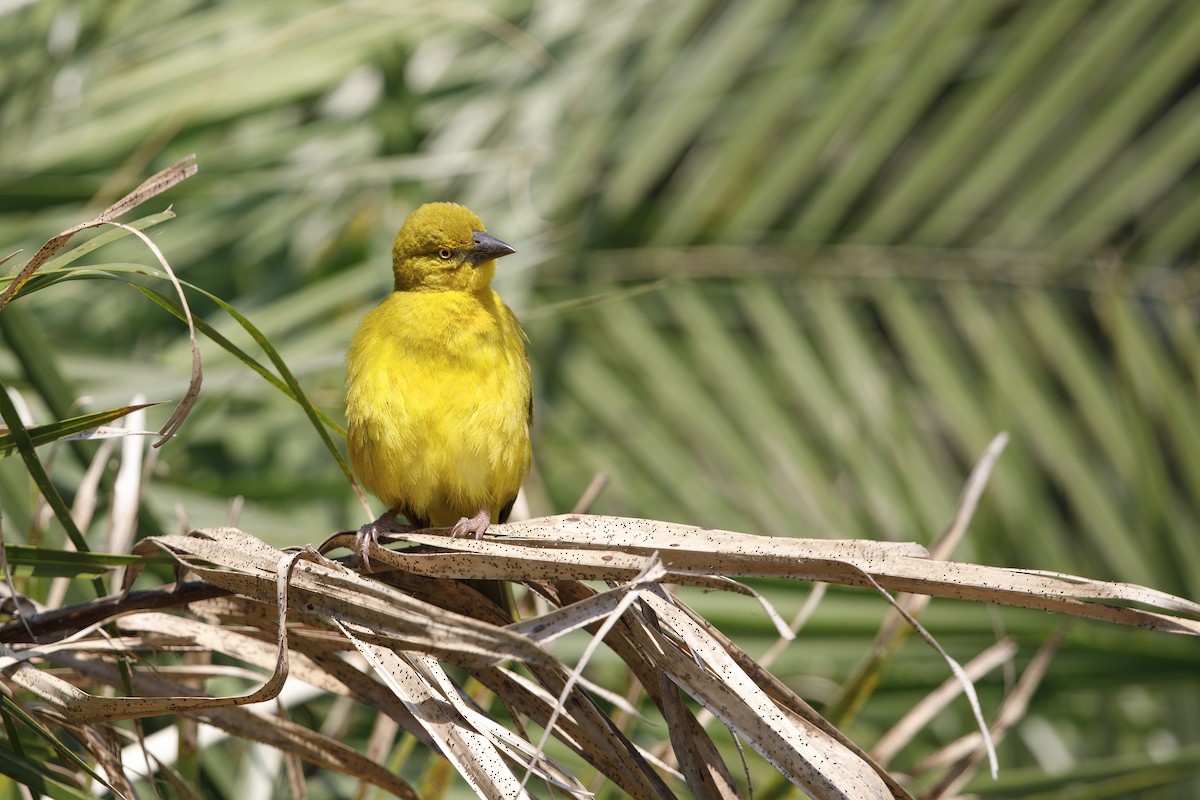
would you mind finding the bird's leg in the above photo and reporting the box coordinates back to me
[451,508,491,540]
[355,507,400,570]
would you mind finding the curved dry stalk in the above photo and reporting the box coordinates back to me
[871,638,1019,766]
[0,155,197,308]
[99,222,202,447]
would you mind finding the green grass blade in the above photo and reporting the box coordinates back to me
[3,544,174,577]
[0,403,161,458]
[0,377,93,559]
[0,696,117,799]
[128,283,345,436]
[0,744,99,800]
[125,279,354,486]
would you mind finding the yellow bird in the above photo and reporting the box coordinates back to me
[346,202,532,565]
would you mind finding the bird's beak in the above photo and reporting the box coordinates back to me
[468,231,516,266]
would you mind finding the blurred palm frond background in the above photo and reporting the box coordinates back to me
[2,0,1199,797]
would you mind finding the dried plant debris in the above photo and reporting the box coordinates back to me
[0,510,1191,799]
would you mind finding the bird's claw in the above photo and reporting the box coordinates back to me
[450,508,491,540]
[355,509,400,570]
[354,523,380,570]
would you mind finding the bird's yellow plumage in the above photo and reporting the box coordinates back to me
[346,203,531,556]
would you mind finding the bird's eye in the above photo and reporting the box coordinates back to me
[438,248,453,260]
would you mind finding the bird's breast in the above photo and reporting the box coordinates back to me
[345,290,532,518]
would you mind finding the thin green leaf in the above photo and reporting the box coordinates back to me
[0,696,119,799]
[0,378,97,576]
[0,403,161,458]
[3,544,174,577]
[0,211,177,287]
[0,744,99,800]
[127,282,349,449]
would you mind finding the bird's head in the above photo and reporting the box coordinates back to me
[390,202,516,293]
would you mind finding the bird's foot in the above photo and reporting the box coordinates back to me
[355,509,400,570]
[451,508,491,540]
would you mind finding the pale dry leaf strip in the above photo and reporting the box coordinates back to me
[63,426,160,441]
[277,700,307,800]
[833,434,1014,739]
[371,532,734,590]
[77,723,137,800]
[117,612,346,697]
[406,655,588,796]
[667,583,915,797]
[921,629,1066,800]
[108,399,147,586]
[181,594,435,747]
[656,661,742,800]
[758,581,828,668]
[508,557,670,644]
[570,472,609,513]
[404,533,795,638]
[935,433,1010,559]
[871,433,1011,652]
[502,515,930,558]
[871,637,1020,766]
[472,657,677,798]
[287,636,436,750]
[7,546,307,724]
[135,529,550,665]
[852,567,1000,779]
[337,623,534,800]
[521,557,669,794]
[49,648,418,799]
[632,590,896,800]
[383,515,1200,634]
